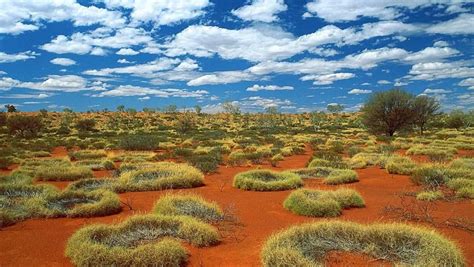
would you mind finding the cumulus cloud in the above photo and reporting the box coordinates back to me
[348,89,372,94]
[458,78,474,90]
[246,84,294,91]
[232,0,287,23]
[0,1,125,34]
[83,58,180,77]
[302,73,355,85]
[0,51,37,63]
[50,58,76,66]
[92,85,209,98]
[116,48,139,56]
[407,61,474,81]
[427,13,474,35]
[423,88,451,94]
[187,71,255,86]
[1,75,105,92]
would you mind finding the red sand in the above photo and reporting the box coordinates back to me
[0,147,473,267]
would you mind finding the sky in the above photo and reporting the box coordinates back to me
[0,0,473,113]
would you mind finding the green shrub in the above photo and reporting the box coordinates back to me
[6,114,43,137]
[75,118,96,132]
[284,188,364,217]
[66,215,220,267]
[308,158,349,169]
[153,194,223,222]
[290,167,358,185]
[411,166,446,188]
[261,221,465,267]
[416,190,444,201]
[186,152,221,173]
[227,151,247,166]
[347,146,363,157]
[118,162,204,192]
[349,152,382,169]
[66,178,118,192]
[74,159,115,171]
[119,134,160,150]
[233,170,303,191]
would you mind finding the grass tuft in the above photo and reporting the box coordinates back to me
[233,169,303,191]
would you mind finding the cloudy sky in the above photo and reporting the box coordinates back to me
[0,0,473,112]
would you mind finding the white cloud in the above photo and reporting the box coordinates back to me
[246,84,294,92]
[423,88,451,94]
[348,89,372,94]
[4,75,105,92]
[41,27,152,55]
[187,71,255,86]
[103,0,210,26]
[402,47,459,63]
[407,61,474,81]
[50,58,76,66]
[84,58,180,77]
[302,73,355,85]
[427,13,474,35]
[116,48,139,56]
[93,85,209,98]
[0,51,37,63]
[304,0,471,22]
[0,1,125,34]
[232,0,287,23]
[433,40,449,47]
[458,78,474,90]
[117,59,134,64]
[377,80,391,85]
[0,77,20,90]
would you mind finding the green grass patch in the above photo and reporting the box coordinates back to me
[416,190,444,201]
[35,165,93,181]
[290,167,359,185]
[68,150,107,161]
[385,155,417,175]
[153,194,224,222]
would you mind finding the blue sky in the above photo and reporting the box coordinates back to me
[0,0,473,113]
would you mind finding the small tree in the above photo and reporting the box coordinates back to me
[116,105,125,112]
[176,112,196,134]
[163,104,178,114]
[222,101,241,115]
[6,115,43,137]
[194,105,202,115]
[75,118,96,132]
[5,104,17,113]
[412,95,440,134]
[361,89,415,136]
[446,110,467,130]
[327,104,344,114]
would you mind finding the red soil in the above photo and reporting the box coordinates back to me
[0,147,473,267]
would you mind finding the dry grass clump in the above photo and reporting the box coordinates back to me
[406,144,456,162]
[291,167,359,185]
[153,194,224,223]
[118,162,204,192]
[416,190,444,201]
[349,152,385,169]
[66,178,118,192]
[66,215,220,267]
[74,159,115,170]
[233,169,303,191]
[283,188,364,217]
[110,151,156,162]
[35,165,93,181]
[68,150,107,161]
[261,221,465,267]
[385,155,417,175]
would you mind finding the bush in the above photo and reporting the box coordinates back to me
[411,166,446,188]
[284,188,364,217]
[153,194,223,222]
[233,170,303,191]
[74,159,115,171]
[68,150,107,161]
[186,152,221,173]
[66,215,220,267]
[416,190,443,201]
[119,134,160,150]
[118,162,204,192]
[75,118,96,132]
[6,114,43,137]
[308,158,349,169]
[227,151,247,166]
[261,221,464,267]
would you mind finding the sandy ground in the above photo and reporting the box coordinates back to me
[0,147,473,266]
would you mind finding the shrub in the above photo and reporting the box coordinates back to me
[233,170,303,191]
[74,159,115,170]
[6,114,43,137]
[348,146,363,157]
[186,152,221,173]
[119,134,160,150]
[66,178,118,192]
[349,152,382,169]
[308,158,349,169]
[416,190,444,201]
[75,118,96,132]
[227,151,247,166]
[66,215,220,267]
[261,221,464,267]
[118,162,204,192]
[411,166,446,188]
[153,194,223,222]
[284,188,364,217]
[385,155,417,175]
[35,165,93,181]
[270,153,284,167]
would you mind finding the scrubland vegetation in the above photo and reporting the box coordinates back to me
[0,89,473,266]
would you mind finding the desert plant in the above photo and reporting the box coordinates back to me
[284,188,364,217]
[416,190,444,201]
[68,150,107,161]
[119,134,160,150]
[385,155,417,175]
[6,114,43,137]
[35,165,93,181]
[261,221,464,267]
[153,194,224,222]
[66,215,220,267]
[290,167,359,185]
[75,118,96,132]
[233,170,303,191]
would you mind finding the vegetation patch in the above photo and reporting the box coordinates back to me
[74,159,115,171]
[233,169,303,191]
[284,188,364,217]
[416,190,444,201]
[35,165,93,181]
[385,155,417,175]
[68,150,107,161]
[118,162,204,192]
[153,194,224,223]
[261,221,464,267]
[66,214,219,267]
[291,167,359,185]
